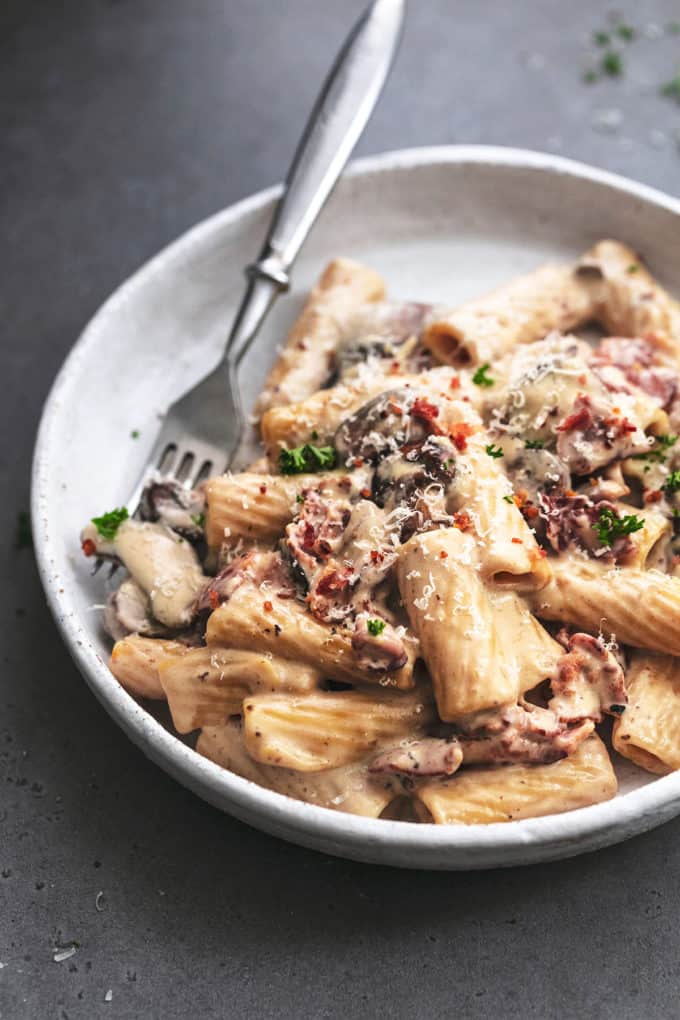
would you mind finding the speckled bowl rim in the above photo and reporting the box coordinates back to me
[32,145,680,869]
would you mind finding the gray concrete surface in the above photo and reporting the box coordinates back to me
[2,1,680,1017]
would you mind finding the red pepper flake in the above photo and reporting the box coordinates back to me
[645,489,663,503]
[360,487,372,499]
[439,550,448,559]
[449,376,461,390]
[536,548,548,558]
[259,484,268,495]
[209,590,220,610]
[453,511,471,531]
[524,505,539,519]
[511,537,523,545]
[263,600,273,612]
[370,549,384,564]
[565,489,576,498]
[389,360,401,374]
[673,555,680,567]
[449,422,475,452]
[353,457,364,468]
[81,538,96,557]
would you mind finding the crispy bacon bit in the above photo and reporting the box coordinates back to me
[263,600,273,612]
[411,396,439,424]
[439,550,448,559]
[360,488,372,499]
[370,549,384,564]
[550,632,627,723]
[314,568,352,597]
[456,704,594,765]
[556,393,649,474]
[81,538,96,557]
[557,403,591,433]
[209,590,220,610]
[449,422,474,452]
[449,376,461,390]
[644,489,663,503]
[511,537,523,544]
[453,511,471,531]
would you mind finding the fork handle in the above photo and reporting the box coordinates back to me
[225,0,405,366]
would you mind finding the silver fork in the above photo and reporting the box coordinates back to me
[123,0,405,518]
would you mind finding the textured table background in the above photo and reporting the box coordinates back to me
[3,1,680,1017]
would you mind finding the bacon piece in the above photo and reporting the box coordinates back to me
[195,549,293,614]
[370,738,463,777]
[540,493,634,562]
[549,633,627,723]
[556,393,648,474]
[351,614,408,673]
[591,337,677,409]
[285,490,351,583]
[456,704,594,765]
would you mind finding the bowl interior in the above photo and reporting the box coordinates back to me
[32,147,680,868]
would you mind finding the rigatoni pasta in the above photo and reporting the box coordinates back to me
[82,239,680,826]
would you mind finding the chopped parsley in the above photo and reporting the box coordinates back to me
[662,470,680,495]
[503,494,515,504]
[310,429,319,441]
[633,434,677,464]
[593,30,610,46]
[668,21,680,35]
[91,507,129,541]
[296,493,304,504]
[626,263,639,274]
[661,73,680,104]
[485,443,504,459]
[616,23,635,41]
[15,511,33,550]
[524,439,544,449]
[130,429,140,439]
[472,363,495,388]
[279,443,336,475]
[601,50,623,76]
[190,513,205,529]
[593,507,644,547]
[367,618,386,637]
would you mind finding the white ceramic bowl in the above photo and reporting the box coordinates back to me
[32,146,680,869]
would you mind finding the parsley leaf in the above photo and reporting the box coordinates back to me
[472,363,495,387]
[190,513,205,529]
[626,263,639,274]
[633,434,677,464]
[601,50,623,76]
[524,439,544,449]
[616,24,635,41]
[593,507,644,547]
[593,30,610,45]
[662,470,680,495]
[91,507,129,541]
[503,494,515,504]
[367,618,386,637]
[279,444,337,475]
[485,443,504,459]
[661,73,680,104]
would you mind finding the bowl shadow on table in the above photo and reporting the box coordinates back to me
[14,556,680,960]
